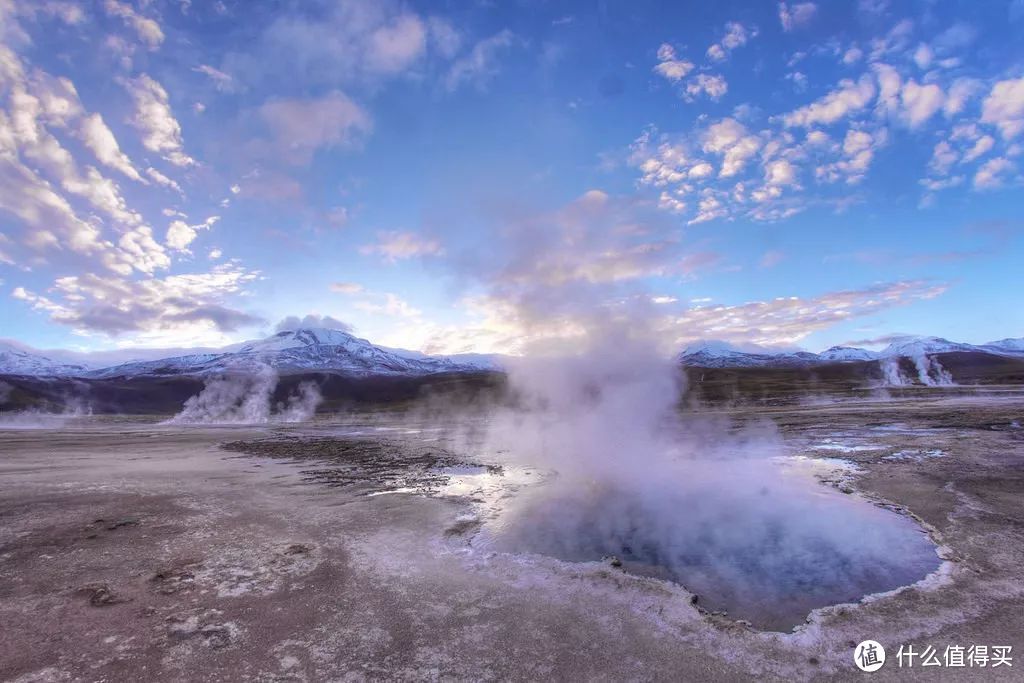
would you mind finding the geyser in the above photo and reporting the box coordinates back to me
[471,331,940,631]
[167,365,321,424]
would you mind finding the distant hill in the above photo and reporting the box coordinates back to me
[678,335,1024,368]
[1,327,504,380]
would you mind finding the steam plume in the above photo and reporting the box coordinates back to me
[167,366,321,424]
[441,193,938,627]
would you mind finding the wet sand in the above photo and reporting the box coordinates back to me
[1,392,1023,681]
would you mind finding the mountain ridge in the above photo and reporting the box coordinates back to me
[1,328,502,379]
[679,335,1024,368]
[4,331,1023,377]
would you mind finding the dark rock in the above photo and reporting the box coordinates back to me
[77,582,128,607]
[106,518,139,530]
[150,561,200,595]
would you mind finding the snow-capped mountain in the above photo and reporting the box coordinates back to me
[678,341,820,368]
[0,342,91,377]
[981,338,1024,355]
[878,336,977,358]
[818,346,879,362]
[679,335,1024,368]
[86,328,499,379]
[3,330,1021,377]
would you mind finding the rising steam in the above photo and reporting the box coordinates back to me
[167,365,321,424]
[471,330,938,627]
[435,190,939,627]
[0,394,93,429]
[911,354,955,386]
[880,355,955,386]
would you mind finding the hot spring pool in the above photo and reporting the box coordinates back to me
[448,457,941,632]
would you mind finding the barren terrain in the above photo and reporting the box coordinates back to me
[1,390,1023,681]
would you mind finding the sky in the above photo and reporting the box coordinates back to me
[0,0,1022,359]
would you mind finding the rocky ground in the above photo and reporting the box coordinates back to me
[1,391,1023,681]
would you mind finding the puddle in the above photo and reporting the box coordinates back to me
[882,449,946,462]
[436,465,544,501]
[810,439,883,453]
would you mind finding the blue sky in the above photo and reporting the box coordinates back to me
[0,0,1022,356]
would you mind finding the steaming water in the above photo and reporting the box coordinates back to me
[455,454,939,632]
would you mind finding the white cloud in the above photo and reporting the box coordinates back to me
[367,13,427,74]
[1,83,144,229]
[816,128,882,184]
[103,0,164,50]
[868,19,914,62]
[61,165,143,227]
[324,206,349,229]
[943,78,980,117]
[653,44,695,82]
[912,43,933,69]
[667,280,946,347]
[15,264,262,337]
[118,226,170,274]
[354,292,422,319]
[445,30,517,92]
[690,190,728,224]
[421,277,948,355]
[228,4,443,90]
[685,74,728,101]
[258,91,372,165]
[145,166,183,194]
[360,231,444,262]
[706,44,726,62]
[782,75,876,127]
[842,47,864,65]
[778,2,817,32]
[981,78,1024,140]
[428,16,461,58]
[919,175,963,192]
[125,74,195,166]
[658,191,687,214]
[900,80,944,128]
[703,119,762,178]
[933,22,977,53]
[928,140,958,175]
[962,135,995,164]
[0,116,118,268]
[706,22,755,61]
[786,71,809,91]
[973,157,1014,189]
[80,113,143,182]
[688,161,714,179]
[192,64,233,91]
[702,118,746,152]
[275,314,352,333]
[331,282,364,295]
[872,62,901,116]
[765,158,798,187]
[166,215,219,253]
